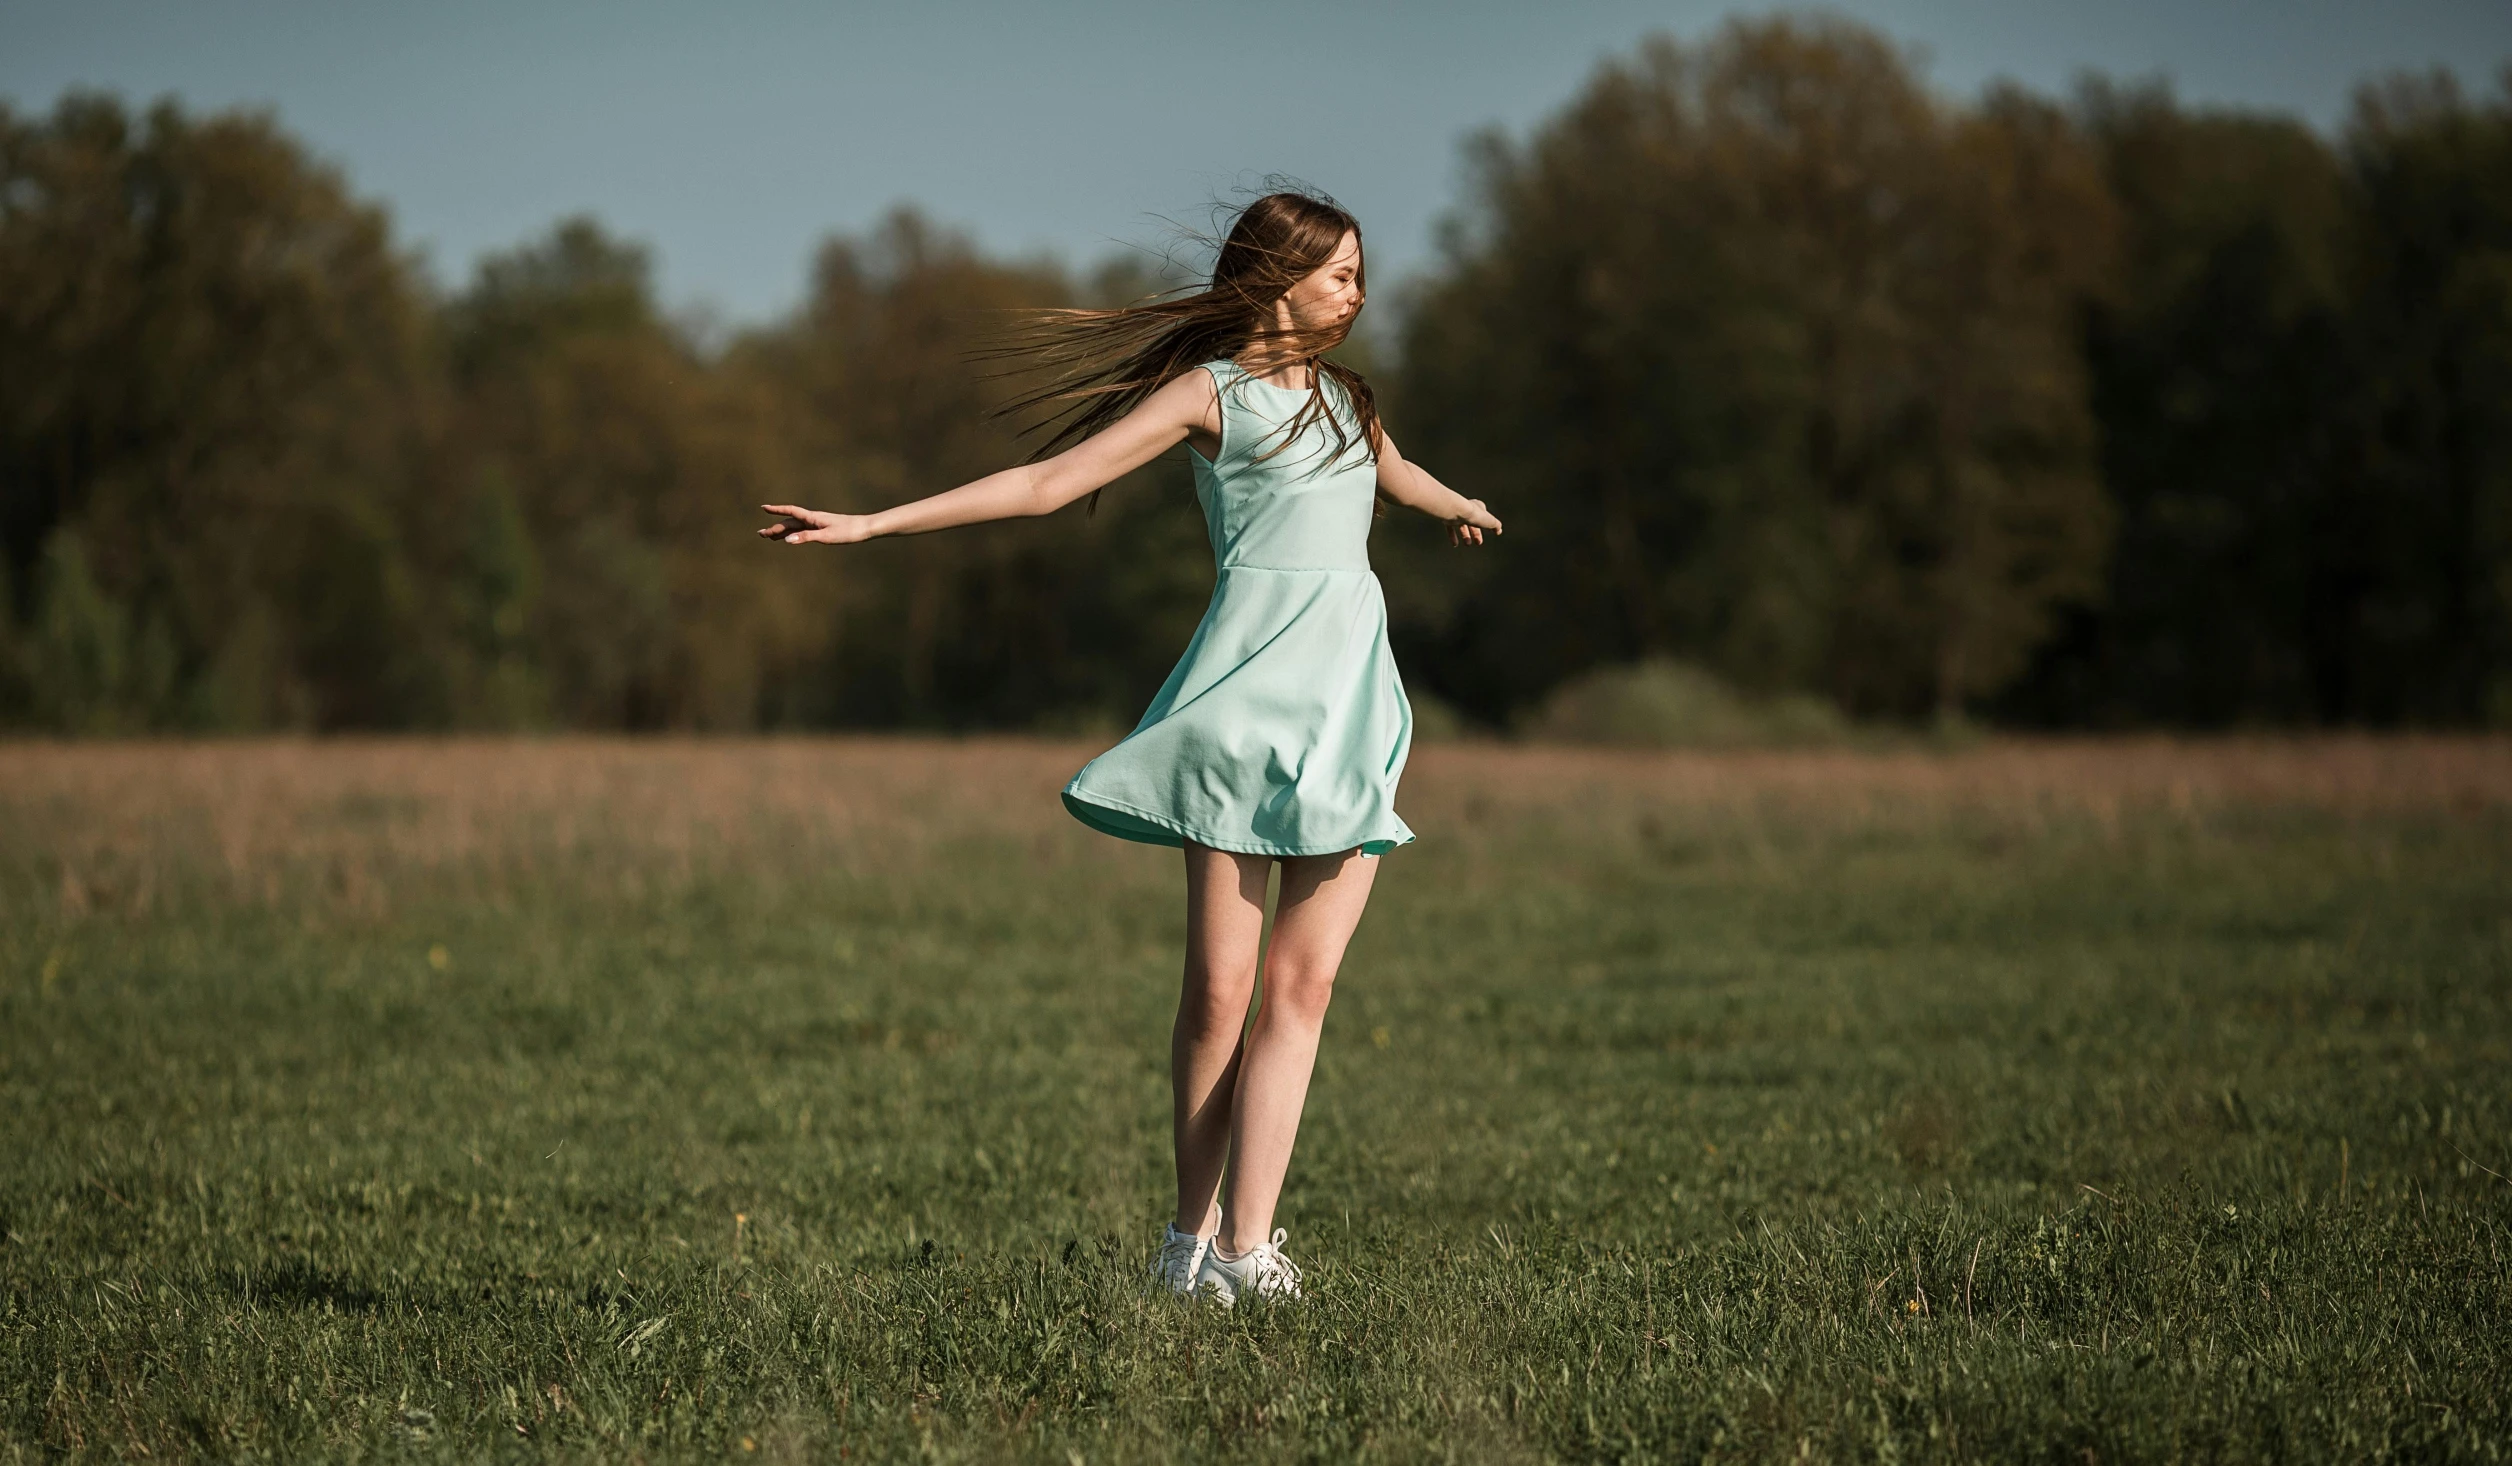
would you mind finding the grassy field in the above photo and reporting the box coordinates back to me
[2,736,2508,1463]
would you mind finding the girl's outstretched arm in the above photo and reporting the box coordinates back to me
[1373,430,1502,547]
[759,370,1221,545]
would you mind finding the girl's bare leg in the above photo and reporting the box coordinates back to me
[1172,844,1272,1235]
[1217,847,1379,1255]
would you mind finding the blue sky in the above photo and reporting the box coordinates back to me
[5,1,2508,323]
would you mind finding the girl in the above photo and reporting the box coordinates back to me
[758,190,1501,1305]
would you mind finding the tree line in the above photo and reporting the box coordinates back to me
[3,16,2507,735]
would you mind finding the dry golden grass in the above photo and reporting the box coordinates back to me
[2,737,1094,918]
[2,734,2505,918]
[1404,732,2512,823]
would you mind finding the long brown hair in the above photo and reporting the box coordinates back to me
[988,189,1382,504]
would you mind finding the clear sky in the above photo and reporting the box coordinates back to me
[5,0,2508,324]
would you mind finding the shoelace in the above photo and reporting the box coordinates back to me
[1247,1228,1302,1295]
[1153,1229,1203,1279]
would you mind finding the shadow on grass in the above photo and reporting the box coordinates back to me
[221,1257,419,1315]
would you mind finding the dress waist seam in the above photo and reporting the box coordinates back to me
[1214,562,1375,576]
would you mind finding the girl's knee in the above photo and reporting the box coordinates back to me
[1175,998,1248,1047]
[1177,967,1257,1036]
[1264,963,1338,1025]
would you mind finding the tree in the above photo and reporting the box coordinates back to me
[0,93,440,728]
[439,217,833,729]
[2003,71,2512,728]
[2002,84,2361,725]
[2340,71,2512,725]
[743,209,1210,730]
[1392,17,2114,723]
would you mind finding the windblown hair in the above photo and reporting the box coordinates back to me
[988,189,1380,507]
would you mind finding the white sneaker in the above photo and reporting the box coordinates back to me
[1193,1228,1303,1307]
[1149,1223,1209,1296]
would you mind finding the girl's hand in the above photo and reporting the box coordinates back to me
[758,504,873,545]
[1448,499,1502,548]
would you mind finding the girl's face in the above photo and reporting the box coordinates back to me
[1279,230,1363,332]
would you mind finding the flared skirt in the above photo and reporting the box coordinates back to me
[1062,566,1415,858]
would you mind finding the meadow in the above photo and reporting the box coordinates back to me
[1,736,2507,1463]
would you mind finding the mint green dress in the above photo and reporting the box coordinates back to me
[1062,360,1416,857]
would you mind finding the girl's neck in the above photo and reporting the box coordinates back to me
[1238,336,1313,391]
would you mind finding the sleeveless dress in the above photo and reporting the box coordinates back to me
[1061,360,1416,857]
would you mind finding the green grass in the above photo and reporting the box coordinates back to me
[2,742,2508,1462]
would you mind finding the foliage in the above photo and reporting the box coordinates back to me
[2002,73,2512,728]
[1,738,2506,1460]
[1522,658,1850,747]
[1395,25,2512,731]
[1390,19,2116,723]
[738,213,1214,730]
[2337,73,2512,726]
[436,217,834,730]
[0,93,437,729]
[4,29,2512,734]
